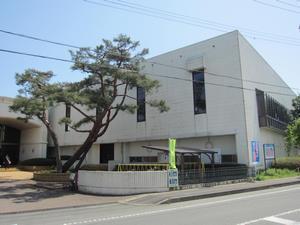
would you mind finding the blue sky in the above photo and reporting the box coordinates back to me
[0,0,299,97]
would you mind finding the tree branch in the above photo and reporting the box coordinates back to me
[97,109,111,138]
[70,103,96,123]
[69,126,91,133]
[103,83,129,126]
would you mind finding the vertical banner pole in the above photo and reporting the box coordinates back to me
[168,138,178,189]
[169,138,176,169]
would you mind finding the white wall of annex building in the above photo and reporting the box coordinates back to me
[0,96,47,161]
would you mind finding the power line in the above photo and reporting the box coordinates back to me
[0,2,299,48]
[146,70,296,98]
[253,0,300,13]
[82,0,300,46]
[1,1,299,46]
[147,61,300,91]
[0,47,297,98]
[276,0,300,8]
[115,0,300,43]
[82,0,228,33]
[0,26,299,90]
[0,48,74,63]
[0,29,80,49]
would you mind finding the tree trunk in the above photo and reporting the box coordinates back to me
[62,125,101,172]
[48,127,62,173]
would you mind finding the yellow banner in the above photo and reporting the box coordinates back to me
[169,138,176,169]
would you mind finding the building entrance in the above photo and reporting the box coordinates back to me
[0,124,20,165]
[100,144,114,164]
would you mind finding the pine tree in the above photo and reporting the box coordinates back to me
[60,35,168,172]
[10,69,62,172]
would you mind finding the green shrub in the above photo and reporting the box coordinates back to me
[19,158,56,166]
[273,156,300,170]
[80,164,108,171]
[256,168,300,181]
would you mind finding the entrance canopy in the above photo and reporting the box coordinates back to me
[142,145,218,164]
[0,117,40,130]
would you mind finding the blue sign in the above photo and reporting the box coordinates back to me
[168,169,178,188]
[251,141,260,164]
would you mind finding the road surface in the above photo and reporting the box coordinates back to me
[1,184,300,225]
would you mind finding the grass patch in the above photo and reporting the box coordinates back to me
[256,168,300,181]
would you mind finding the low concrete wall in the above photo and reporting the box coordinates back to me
[78,170,169,195]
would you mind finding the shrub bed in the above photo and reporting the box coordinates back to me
[17,165,53,171]
[18,158,56,171]
[80,164,108,171]
[256,168,300,181]
[273,157,300,170]
[33,172,70,182]
[19,158,56,166]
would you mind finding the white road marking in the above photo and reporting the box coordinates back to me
[237,208,300,225]
[264,216,296,224]
[62,186,300,225]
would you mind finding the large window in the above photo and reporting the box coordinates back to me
[65,104,71,132]
[137,87,146,122]
[192,71,206,114]
[256,89,289,131]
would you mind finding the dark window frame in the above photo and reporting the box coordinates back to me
[256,89,289,131]
[192,70,206,114]
[129,156,158,163]
[221,154,238,163]
[137,87,146,122]
[65,104,71,132]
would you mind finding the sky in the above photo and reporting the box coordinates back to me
[0,0,299,97]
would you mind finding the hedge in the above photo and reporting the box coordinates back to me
[19,158,56,166]
[80,164,108,171]
[273,157,300,170]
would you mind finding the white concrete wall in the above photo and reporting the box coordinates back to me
[78,170,168,195]
[51,31,248,163]
[238,33,295,168]
[0,96,47,161]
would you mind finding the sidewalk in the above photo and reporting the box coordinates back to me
[0,178,128,215]
[123,176,300,205]
[1,174,299,214]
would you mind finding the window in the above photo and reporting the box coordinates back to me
[65,104,71,132]
[256,89,267,127]
[192,71,206,114]
[256,89,289,131]
[221,154,238,163]
[183,155,199,163]
[129,156,158,163]
[137,87,146,122]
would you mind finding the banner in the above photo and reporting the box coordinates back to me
[263,144,275,160]
[251,141,260,164]
[169,138,176,169]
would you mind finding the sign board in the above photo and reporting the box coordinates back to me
[251,141,260,164]
[263,144,276,169]
[263,144,275,160]
[213,148,222,164]
[169,138,176,169]
[168,168,179,188]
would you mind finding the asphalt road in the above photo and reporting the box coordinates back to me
[1,184,300,225]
